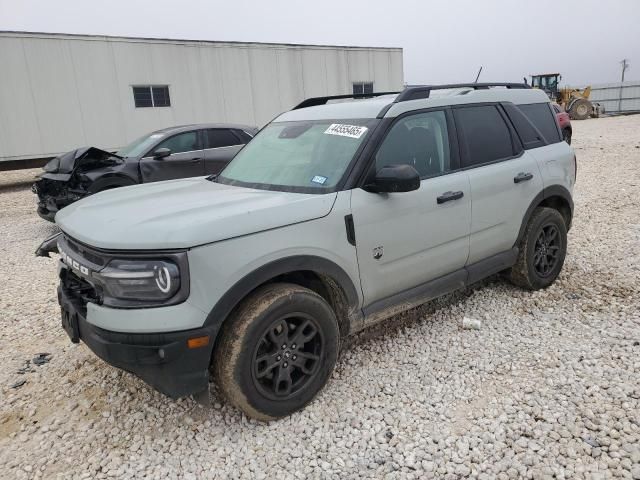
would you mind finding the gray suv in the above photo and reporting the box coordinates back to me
[38,83,576,420]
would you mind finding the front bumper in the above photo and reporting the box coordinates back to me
[32,177,84,223]
[58,268,214,398]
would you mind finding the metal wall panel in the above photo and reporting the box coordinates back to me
[586,81,640,113]
[0,32,404,162]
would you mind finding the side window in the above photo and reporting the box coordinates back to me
[205,129,242,149]
[375,110,451,178]
[154,131,198,155]
[502,103,545,150]
[455,105,514,167]
[233,129,253,144]
[518,103,561,144]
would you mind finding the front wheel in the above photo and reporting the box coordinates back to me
[509,207,568,290]
[213,283,339,421]
[568,98,591,120]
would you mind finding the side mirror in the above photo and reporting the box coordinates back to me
[153,148,171,159]
[365,164,420,193]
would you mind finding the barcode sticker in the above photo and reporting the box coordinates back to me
[324,124,368,139]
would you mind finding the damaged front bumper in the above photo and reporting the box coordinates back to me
[33,174,86,222]
[57,263,213,398]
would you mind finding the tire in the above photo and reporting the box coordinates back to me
[509,207,567,290]
[213,283,340,421]
[562,128,572,144]
[568,98,591,120]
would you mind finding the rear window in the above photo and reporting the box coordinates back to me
[518,103,561,144]
[233,129,254,143]
[205,129,242,149]
[455,105,515,167]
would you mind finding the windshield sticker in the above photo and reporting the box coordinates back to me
[311,175,327,185]
[324,124,368,139]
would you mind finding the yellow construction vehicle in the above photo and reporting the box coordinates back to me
[528,73,603,120]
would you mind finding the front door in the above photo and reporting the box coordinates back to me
[140,130,205,182]
[350,109,471,307]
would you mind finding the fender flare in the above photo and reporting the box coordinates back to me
[514,185,574,247]
[202,255,360,331]
[87,175,138,194]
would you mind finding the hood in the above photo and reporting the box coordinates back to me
[43,147,122,174]
[55,178,337,249]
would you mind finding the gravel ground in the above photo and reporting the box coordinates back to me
[1,116,639,479]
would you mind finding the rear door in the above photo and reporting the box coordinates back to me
[516,102,574,188]
[139,130,205,182]
[454,104,543,265]
[203,128,246,175]
[351,109,471,306]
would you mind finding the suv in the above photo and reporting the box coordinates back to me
[38,83,576,420]
[33,123,257,221]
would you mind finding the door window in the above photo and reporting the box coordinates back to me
[154,131,199,155]
[455,105,514,167]
[375,111,451,178]
[205,129,242,149]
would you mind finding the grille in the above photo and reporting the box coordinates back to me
[60,268,100,314]
[64,236,107,267]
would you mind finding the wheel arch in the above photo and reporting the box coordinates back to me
[204,256,362,341]
[515,185,574,247]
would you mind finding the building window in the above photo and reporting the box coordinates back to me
[353,82,374,95]
[132,85,171,108]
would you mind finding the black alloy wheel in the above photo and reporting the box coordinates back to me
[533,224,561,278]
[252,314,323,400]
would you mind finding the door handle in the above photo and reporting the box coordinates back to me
[514,172,533,183]
[189,158,203,163]
[437,191,464,204]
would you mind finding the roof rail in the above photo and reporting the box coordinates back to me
[394,83,530,103]
[293,91,400,110]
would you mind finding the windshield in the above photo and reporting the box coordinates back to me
[116,133,165,158]
[218,119,376,192]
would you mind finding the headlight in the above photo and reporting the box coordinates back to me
[94,258,183,307]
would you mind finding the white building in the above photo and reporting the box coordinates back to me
[0,31,404,164]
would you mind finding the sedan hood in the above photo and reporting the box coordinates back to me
[55,178,337,249]
[43,147,122,174]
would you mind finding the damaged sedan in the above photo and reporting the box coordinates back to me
[33,123,257,221]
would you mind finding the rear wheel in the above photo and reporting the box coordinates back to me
[568,98,591,120]
[214,283,339,421]
[509,207,567,290]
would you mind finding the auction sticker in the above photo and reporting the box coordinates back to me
[311,175,327,185]
[324,124,368,139]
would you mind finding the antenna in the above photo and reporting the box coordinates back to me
[474,66,483,83]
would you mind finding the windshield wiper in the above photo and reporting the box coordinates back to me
[206,174,218,182]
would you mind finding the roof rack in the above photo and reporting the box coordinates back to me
[394,82,530,102]
[291,82,531,111]
[293,91,400,110]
